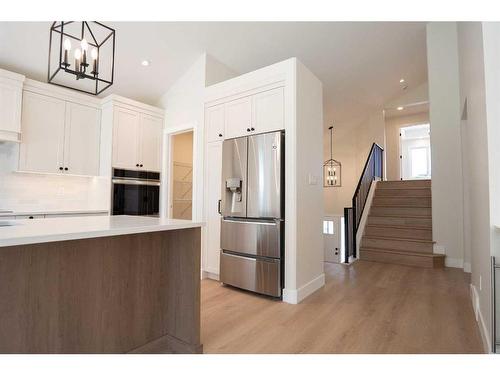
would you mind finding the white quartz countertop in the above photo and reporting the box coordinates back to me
[0,209,109,217]
[0,215,204,247]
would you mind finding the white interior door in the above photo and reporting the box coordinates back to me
[323,216,341,263]
[400,124,431,180]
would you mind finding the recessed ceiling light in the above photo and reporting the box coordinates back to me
[141,60,151,67]
[400,78,405,83]
[397,106,404,111]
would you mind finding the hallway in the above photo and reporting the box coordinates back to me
[201,261,484,353]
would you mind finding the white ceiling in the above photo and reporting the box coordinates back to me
[0,22,428,125]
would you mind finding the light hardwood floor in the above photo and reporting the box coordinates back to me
[201,261,484,353]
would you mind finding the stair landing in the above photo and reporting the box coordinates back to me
[359,179,445,268]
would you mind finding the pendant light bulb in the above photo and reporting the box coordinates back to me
[81,38,88,51]
[91,48,98,60]
[64,38,71,51]
[74,49,81,60]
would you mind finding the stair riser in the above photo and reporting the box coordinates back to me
[370,206,432,217]
[375,188,431,197]
[364,226,432,241]
[361,237,433,253]
[372,197,431,207]
[367,216,432,228]
[377,180,431,189]
[360,250,444,268]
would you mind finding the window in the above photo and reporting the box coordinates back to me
[323,220,334,235]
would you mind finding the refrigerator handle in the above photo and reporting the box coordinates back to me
[218,199,222,215]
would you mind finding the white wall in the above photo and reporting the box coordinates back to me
[324,109,385,215]
[426,23,465,267]
[0,143,109,213]
[157,53,237,221]
[293,59,325,295]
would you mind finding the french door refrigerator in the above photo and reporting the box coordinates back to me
[220,130,284,298]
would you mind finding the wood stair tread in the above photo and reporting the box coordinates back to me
[360,247,444,258]
[362,235,433,244]
[368,214,432,219]
[372,204,432,208]
[365,224,431,231]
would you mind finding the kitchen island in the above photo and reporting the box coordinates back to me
[0,215,203,354]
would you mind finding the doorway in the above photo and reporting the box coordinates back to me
[170,131,194,219]
[400,123,431,180]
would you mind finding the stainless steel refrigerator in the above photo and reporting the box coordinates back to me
[219,130,284,298]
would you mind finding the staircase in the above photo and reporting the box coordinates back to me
[359,179,445,268]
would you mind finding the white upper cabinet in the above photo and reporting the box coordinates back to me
[112,107,140,170]
[224,96,252,139]
[64,102,101,176]
[111,104,163,172]
[19,90,101,176]
[139,114,163,171]
[0,69,25,142]
[205,104,225,143]
[222,86,284,140]
[252,87,284,134]
[19,91,66,173]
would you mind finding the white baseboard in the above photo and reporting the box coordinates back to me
[470,283,492,353]
[202,270,219,281]
[445,257,464,269]
[463,261,471,273]
[283,273,325,304]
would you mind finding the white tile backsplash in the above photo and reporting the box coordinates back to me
[0,142,110,213]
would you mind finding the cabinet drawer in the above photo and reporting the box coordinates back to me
[220,251,281,297]
[221,219,282,258]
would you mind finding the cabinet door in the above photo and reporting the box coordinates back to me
[252,87,284,134]
[19,91,66,173]
[64,102,101,176]
[205,104,225,143]
[139,114,163,172]
[224,96,252,139]
[112,107,140,170]
[204,141,223,275]
[0,81,22,135]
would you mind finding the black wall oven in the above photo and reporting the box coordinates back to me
[112,169,160,216]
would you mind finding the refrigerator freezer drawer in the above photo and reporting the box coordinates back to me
[221,219,282,258]
[220,252,281,297]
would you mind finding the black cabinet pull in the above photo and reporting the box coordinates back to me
[217,199,222,215]
[251,127,255,131]
[136,164,139,167]
[218,133,223,137]
[140,164,143,167]
[59,167,63,171]
[64,167,68,171]
[28,216,34,219]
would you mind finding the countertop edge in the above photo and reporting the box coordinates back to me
[0,221,205,248]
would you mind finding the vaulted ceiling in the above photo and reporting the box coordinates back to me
[0,22,428,126]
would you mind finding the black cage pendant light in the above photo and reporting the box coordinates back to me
[323,125,341,187]
[47,21,115,95]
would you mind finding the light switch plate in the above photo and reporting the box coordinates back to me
[308,174,318,185]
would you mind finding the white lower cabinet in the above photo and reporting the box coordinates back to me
[19,91,101,176]
[204,141,223,275]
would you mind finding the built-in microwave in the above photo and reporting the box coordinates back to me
[111,169,160,217]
